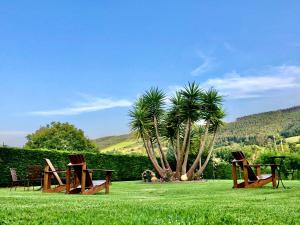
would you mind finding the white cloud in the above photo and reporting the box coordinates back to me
[202,65,300,99]
[223,42,236,52]
[191,52,215,76]
[29,95,132,116]
[166,85,183,96]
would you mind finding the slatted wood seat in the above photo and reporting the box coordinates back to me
[66,154,113,195]
[43,159,66,193]
[232,151,277,188]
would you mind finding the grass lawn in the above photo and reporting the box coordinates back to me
[0,180,299,225]
[285,135,300,143]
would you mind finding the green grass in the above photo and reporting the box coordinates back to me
[285,135,300,143]
[0,180,300,225]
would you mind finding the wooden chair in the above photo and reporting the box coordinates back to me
[27,165,43,190]
[66,154,113,195]
[10,168,27,191]
[43,159,66,193]
[231,151,277,188]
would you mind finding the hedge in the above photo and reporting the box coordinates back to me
[0,147,153,187]
[0,147,241,187]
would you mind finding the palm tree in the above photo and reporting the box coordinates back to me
[129,83,225,181]
[129,97,165,177]
[186,88,224,179]
[194,108,225,177]
[176,82,203,177]
[143,87,170,169]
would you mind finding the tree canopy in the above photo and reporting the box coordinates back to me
[25,122,97,151]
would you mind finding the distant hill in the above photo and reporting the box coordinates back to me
[218,106,300,145]
[93,134,131,149]
[93,134,144,155]
[93,106,300,154]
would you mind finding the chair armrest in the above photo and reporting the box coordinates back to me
[232,159,244,163]
[260,164,278,167]
[84,169,114,172]
[249,164,260,167]
[45,170,67,173]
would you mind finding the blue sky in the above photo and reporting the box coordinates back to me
[1,1,300,146]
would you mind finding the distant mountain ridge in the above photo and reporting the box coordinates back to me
[218,105,300,145]
[93,105,300,153]
[93,134,131,149]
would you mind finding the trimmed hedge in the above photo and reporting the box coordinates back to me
[0,147,237,187]
[0,147,153,186]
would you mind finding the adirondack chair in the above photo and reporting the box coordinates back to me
[43,159,66,193]
[231,151,277,188]
[66,154,113,195]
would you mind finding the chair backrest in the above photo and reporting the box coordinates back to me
[69,154,85,164]
[232,151,257,181]
[28,165,42,180]
[45,159,64,186]
[10,168,18,182]
[69,154,93,187]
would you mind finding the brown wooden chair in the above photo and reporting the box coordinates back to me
[66,154,113,195]
[27,165,43,190]
[43,159,66,193]
[231,151,277,188]
[10,168,27,191]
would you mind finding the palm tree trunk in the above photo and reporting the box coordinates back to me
[195,131,217,176]
[186,120,210,180]
[151,139,166,170]
[181,134,191,174]
[175,119,191,178]
[141,135,165,178]
[153,115,171,169]
[170,139,178,161]
[175,129,181,179]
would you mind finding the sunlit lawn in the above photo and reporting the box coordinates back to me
[0,180,299,225]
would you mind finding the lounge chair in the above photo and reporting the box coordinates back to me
[43,158,66,193]
[231,151,277,188]
[66,154,113,195]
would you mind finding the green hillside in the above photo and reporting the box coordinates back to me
[217,106,300,145]
[93,134,131,149]
[94,106,300,154]
[286,135,300,143]
[93,134,146,155]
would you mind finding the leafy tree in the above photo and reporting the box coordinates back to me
[129,82,225,180]
[25,122,97,151]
